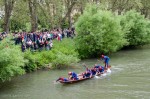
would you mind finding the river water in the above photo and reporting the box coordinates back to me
[0,46,150,99]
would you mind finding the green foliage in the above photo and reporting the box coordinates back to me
[25,23,31,32]
[11,0,30,32]
[23,51,38,72]
[75,5,127,58]
[51,39,80,69]
[0,38,26,82]
[23,49,56,72]
[121,10,150,46]
[23,39,80,71]
[61,20,69,29]
[10,19,26,32]
[37,10,50,29]
[0,19,3,31]
[72,13,81,23]
[51,52,79,69]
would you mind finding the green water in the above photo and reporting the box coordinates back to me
[0,46,150,99]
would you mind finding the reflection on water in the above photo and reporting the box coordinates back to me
[0,45,150,99]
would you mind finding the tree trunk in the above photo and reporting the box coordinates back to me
[141,8,149,18]
[68,12,72,28]
[3,0,15,33]
[61,0,76,28]
[28,0,38,32]
[45,0,55,29]
[80,6,83,14]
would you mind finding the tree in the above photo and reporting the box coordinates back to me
[37,0,64,29]
[61,0,78,28]
[140,0,150,18]
[11,0,30,32]
[75,5,127,58]
[0,38,26,82]
[3,0,15,33]
[105,0,142,15]
[120,10,150,46]
[28,0,38,32]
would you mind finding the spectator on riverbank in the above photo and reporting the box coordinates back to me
[13,27,75,52]
[0,32,7,41]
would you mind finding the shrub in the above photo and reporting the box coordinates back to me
[120,10,150,46]
[23,51,38,72]
[75,5,127,58]
[23,39,80,71]
[51,39,80,69]
[51,52,79,69]
[0,38,26,82]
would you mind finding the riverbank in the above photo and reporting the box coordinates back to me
[1,33,150,83]
[0,44,150,99]
[0,37,79,82]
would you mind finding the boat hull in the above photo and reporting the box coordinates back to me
[59,76,93,84]
[58,66,111,84]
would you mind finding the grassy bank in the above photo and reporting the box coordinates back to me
[0,37,80,82]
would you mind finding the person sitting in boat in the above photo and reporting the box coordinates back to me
[56,77,68,82]
[94,64,101,68]
[83,70,92,78]
[68,72,78,80]
[101,55,110,69]
[91,68,97,76]
[97,66,105,75]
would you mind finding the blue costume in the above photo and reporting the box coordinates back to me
[94,64,101,68]
[101,55,110,68]
[63,78,68,81]
[84,71,91,78]
[56,77,68,82]
[91,69,96,76]
[99,66,105,73]
[71,72,78,80]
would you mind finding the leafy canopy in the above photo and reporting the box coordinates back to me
[75,5,127,58]
[120,10,150,46]
[0,37,26,82]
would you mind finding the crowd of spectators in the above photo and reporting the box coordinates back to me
[0,32,7,41]
[13,27,75,52]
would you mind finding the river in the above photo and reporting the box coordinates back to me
[0,46,150,99]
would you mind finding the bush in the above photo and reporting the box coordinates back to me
[51,39,80,69]
[23,38,80,71]
[51,52,79,69]
[0,38,26,82]
[23,51,38,72]
[23,50,55,72]
[61,20,69,29]
[10,19,26,32]
[75,5,127,58]
[120,10,150,46]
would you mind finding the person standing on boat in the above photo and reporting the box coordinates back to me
[68,72,78,80]
[101,55,110,69]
